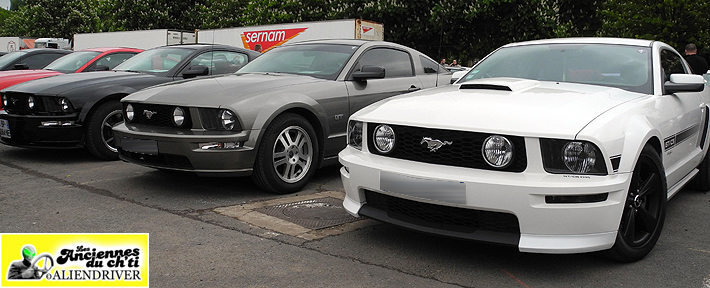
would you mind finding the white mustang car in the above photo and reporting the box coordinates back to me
[339,38,709,262]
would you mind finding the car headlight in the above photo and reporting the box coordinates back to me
[2,95,6,107]
[541,139,607,175]
[27,96,34,109]
[173,107,185,127]
[482,135,513,168]
[125,104,134,122]
[373,124,395,153]
[59,98,71,111]
[220,109,237,130]
[347,121,363,150]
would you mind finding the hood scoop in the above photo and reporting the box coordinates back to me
[458,78,540,92]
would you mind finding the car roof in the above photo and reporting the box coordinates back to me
[80,47,143,53]
[10,48,73,54]
[504,37,655,48]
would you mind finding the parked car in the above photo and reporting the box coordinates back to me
[113,39,450,194]
[0,47,143,110]
[0,44,260,159]
[450,67,472,83]
[0,48,72,71]
[339,38,709,262]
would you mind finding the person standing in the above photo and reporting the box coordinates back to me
[685,43,708,75]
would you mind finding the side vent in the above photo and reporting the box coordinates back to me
[459,84,512,91]
[700,106,710,148]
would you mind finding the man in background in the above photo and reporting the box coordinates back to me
[685,43,708,75]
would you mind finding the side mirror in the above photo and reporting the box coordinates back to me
[182,65,209,79]
[93,65,110,71]
[351,65,385,81]
[12,63,29,70]
[664,74,705,94]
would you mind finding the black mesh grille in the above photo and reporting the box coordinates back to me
[367,124,527,172]
[364,190,520,234]
[119,149,193,170]
[1,92,70,115]
[124,103,191,128]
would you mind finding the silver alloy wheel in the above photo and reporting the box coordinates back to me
[101,110,123,153]
[272,125,313,183]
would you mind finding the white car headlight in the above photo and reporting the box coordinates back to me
[59,98,70,111]
[373,124,395,153]
[348,121,363,150]
[27,96,35,109]
[173,107,185,127]
[220,109,237,130]
[482,135,513,168]
[563,141,597,173]
[125,104,134,122]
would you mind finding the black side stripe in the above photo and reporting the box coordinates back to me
[699,106,710,148]
[664,123,700,151]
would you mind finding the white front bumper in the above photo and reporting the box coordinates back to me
[339,145,632,254]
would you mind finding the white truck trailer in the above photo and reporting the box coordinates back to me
[72,29,197,50]
[0,37,36,52]
[198,19,384,52]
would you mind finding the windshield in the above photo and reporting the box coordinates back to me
[43,51,101,73]
[113,47,193,74]
[238,44,358,80]
[460,43,653,94]
[0,51,27,68]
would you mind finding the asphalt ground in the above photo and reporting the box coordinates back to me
[1,144,709,288]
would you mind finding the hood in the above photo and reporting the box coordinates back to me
[123,73,325,107]
[0,70,63,90]
[3,71,159,96]
[353,78,645,139]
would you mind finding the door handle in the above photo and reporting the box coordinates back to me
[408,85,421,92]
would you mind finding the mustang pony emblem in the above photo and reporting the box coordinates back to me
[420,137,453,152]
[143,110,157,119]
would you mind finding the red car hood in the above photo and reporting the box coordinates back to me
[0,69,63,109]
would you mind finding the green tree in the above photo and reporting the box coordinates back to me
[0,0,102,38]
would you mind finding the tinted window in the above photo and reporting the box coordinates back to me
[354,48,413,78]
[460,44,652,94]
[44,51,101,73]
[0,51,27,69]
[90,52,138,70]
[239,44,357,80]
[420,55,449,74]
[113,48,193,74]
[22,53,66,69]
[188,51,250,75]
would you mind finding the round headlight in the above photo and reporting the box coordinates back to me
[482,135,513,168]
[27,96,35,109]
[2,96,6,107]
[173,107,185,127]
[220,110,236,130]
[373,124,395,153]
[59,98,70,111]
[125,104,134,121]
[563,142,597,173]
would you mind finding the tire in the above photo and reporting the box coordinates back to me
[252,113,319,194]
[85,101,123,160]
[688,150,710,191]
[606,145,667,262]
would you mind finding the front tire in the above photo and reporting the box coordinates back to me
[85,101,123,160]
[252,113,319,194]
[606,145,666,262]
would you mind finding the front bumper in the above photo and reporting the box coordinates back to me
[0,111,83,148]
[113,123,257,176]
[339,145,631,254]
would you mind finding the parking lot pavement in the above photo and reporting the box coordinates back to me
[1,145,709,287]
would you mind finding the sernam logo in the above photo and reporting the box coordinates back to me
[240,28,308,52]
[2,233,149,287]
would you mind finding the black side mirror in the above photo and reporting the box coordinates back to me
[664,74,705,94]
[93,65,110,71]
[182,65,209,79]
[12,63,29,70]
[352,65,385,81]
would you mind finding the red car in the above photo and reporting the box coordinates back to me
[0,47,143,110]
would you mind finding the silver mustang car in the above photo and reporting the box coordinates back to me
[113,39,450,193]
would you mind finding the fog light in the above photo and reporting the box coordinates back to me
[373,124,395,153]
[199,142,242,150]
[125,104,134,121]
[41,120,75,127]
[173,107,185,127]
[482,135,513,168]
[28,96,35,109]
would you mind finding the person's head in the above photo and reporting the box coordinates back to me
[254,44,263,53]
[452,59,458,65]
[440,58,446,64]
[686,43,698,55]
[21,245,36,263]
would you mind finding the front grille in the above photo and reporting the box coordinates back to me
[0,92,70,115]
[367,124,527,172]
[364,190,520,234]
[124,103,192,128]
[119,149,194,170]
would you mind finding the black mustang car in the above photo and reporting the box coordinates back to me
[0,48,73,70]
[0,44,260,159]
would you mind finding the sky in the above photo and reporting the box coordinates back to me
[0,0,9,10]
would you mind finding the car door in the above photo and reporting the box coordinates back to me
[345,47,423,115]
[657,48,706,186]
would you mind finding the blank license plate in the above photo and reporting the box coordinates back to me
[121,137,158,155]
[0,119,10,138]
[380,171,467,204]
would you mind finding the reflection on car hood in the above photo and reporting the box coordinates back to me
[0,69,63,91]
[353,78,645,139]
[123,73,325,106]
[3,71,158,96]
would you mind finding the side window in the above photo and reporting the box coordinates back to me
[188,51,249,75]
[419,55,449,74]
[22,53,65,69]
[90,52,138,71]
[660,49,686,81]
[354,48,414,78]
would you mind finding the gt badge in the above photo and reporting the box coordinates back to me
[420,137,452,152]
[143,110,157,119]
